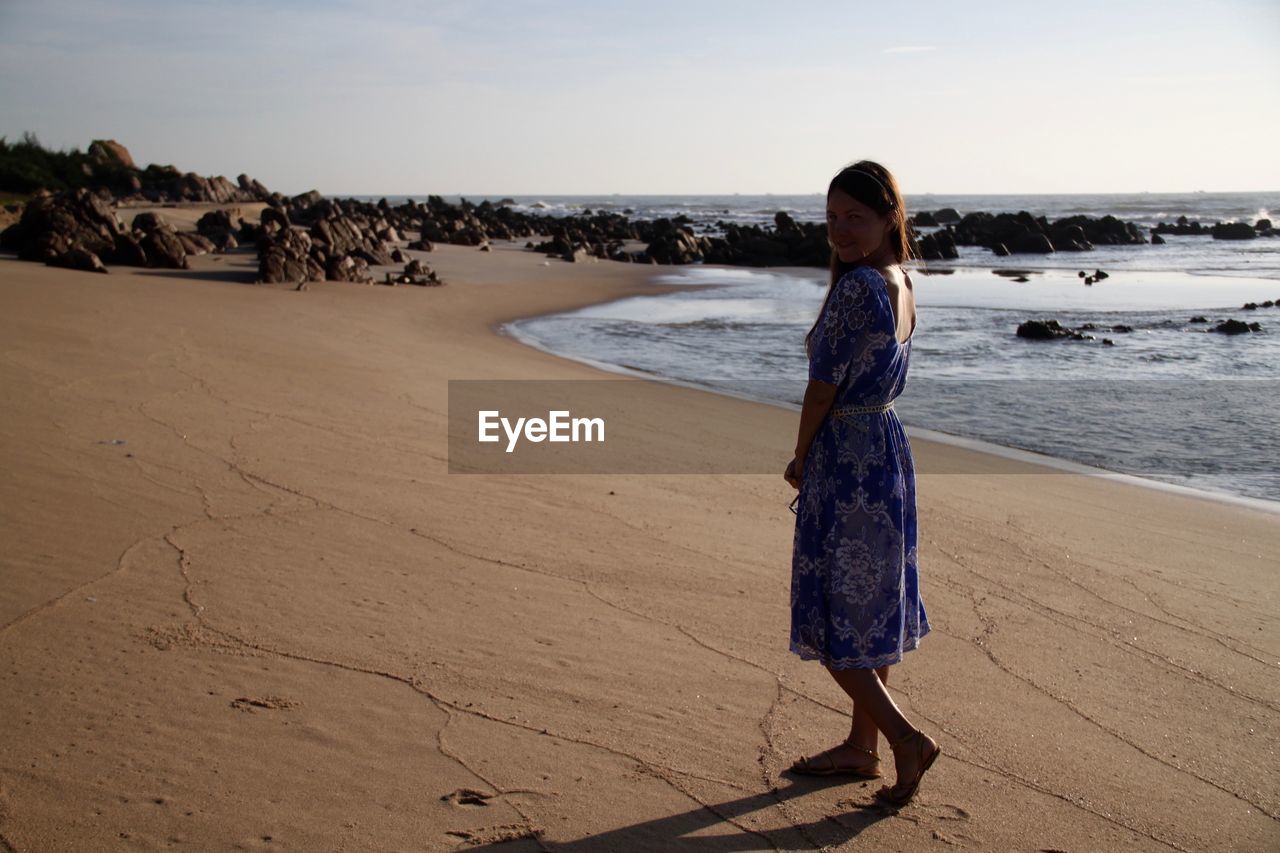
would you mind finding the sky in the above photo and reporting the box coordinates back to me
[1,0,1277,196]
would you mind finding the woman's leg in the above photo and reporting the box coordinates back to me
[847,666,890,754]
[826,664,938,795]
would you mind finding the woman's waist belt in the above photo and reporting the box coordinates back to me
[831,401,894,419]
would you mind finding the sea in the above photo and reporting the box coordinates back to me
[422,192,1280,507]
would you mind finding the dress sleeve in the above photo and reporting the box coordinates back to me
[808,268,878,385]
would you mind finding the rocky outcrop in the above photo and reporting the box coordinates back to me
[1212,222,1256,240]
[953,211,1145,256]
[645,219,713,265]
[137,222,189,269]
[1152,216,1207,235]
[1213,319,1263,334]
[1,189,124,264]
[49,246,109,274]
[1153,216,1276,239]
[701,218,828,267]
[0,187,198,271]
[195,209,241,251]
[87,139,137,170]
[258,226,322,284]
[1015,319,1099,341]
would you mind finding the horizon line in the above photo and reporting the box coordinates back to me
[312,189,1279,199]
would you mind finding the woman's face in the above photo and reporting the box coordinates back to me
[827,187,892,264]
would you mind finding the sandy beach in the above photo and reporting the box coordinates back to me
[1,223,1277,851]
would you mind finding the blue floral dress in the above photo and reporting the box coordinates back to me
[790,264,929,670]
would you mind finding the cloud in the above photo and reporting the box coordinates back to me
[881,46,936,54]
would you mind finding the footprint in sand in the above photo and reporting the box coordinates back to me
[441,788,495,807]
[445,824,540,844]
[229,696,299,713]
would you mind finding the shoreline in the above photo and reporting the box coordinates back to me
[502,263,1280,516]
[1,232,1277,850]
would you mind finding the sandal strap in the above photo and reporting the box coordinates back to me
[841,742,880,760]
[888,728,922,750]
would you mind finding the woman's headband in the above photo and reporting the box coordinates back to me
[839,167,896,209]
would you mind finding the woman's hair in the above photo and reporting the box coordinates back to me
[806,160,918,360]
[826,160,917,286]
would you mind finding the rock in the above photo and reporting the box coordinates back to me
[177,232,215,255]
[261,206,291,231]
[1111,324,1133,333]
[1243,302,1258,310]
[913,211,938,227]
[325,254,372,283]
[774,211,799,234]
[237,174,272,200]
[1212,222,1256,240]
[140,227,189,269]
[3,189,127,265]
[1011,232,1053,253]
[448,226,488,247]
[917,230,958,260]
[1093,269,1109,280]
[257,226,319,283]
[1016,319,1093,341]
[404,259,430,277]
[1152,233,1165,244]
[196,209,236,234]
[49,247,109,274]
[352,243,394,266]
[131,212,166,232]
[111,232,148,266]
[87,139,137,169]
[933,208,961,224]
[1212,319,1260,334]
[1189,316,1208,323]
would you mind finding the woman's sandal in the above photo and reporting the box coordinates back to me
[788,742,882,779]
[874,729,940,806]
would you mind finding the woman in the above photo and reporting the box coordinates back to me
[783,160,940,807]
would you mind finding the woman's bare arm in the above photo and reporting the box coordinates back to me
[793,379,838,472]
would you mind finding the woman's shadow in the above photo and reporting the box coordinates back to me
[462,775,894,851]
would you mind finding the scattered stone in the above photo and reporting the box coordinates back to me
[1016,319,1095,341]
[1212,222,1256,240]
[139,225,189,269]
[1212,319,1262,334]
[50,247,109,273]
